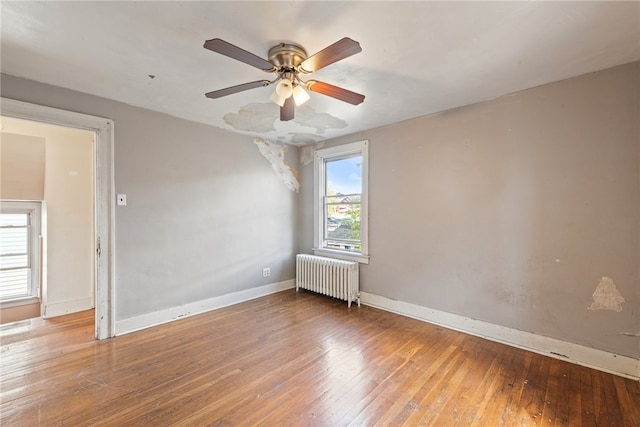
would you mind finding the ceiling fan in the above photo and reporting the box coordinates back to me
[203,37,365,121]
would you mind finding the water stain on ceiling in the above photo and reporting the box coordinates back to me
[223,103,278,133]
[290,133,323,145]
[293,107,347,134]
[223,102,349,145]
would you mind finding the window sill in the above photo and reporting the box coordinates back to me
[0,296,40,309]
[313,248,369,264]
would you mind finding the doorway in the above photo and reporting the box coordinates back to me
[0,97,114,339]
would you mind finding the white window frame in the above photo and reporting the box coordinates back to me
[313,140,369,264]
[0,201,42,307]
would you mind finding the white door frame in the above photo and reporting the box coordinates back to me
[1,97,115,339]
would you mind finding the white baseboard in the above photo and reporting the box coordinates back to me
[360,291,639,381]
[115,279,295,336]
[44,296,94,319]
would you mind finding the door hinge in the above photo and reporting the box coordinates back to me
[97,238,101,257]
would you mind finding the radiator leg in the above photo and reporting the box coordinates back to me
[348,294,361,308]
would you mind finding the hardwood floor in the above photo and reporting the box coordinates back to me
[1,289,639,426]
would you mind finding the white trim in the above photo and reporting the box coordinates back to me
[43,296,94,318]
[115,279,295,336]
[360,291,640,381]
[0,97,115,339]
[0,296,39,309]
[40,201,48,317]
[313,140,369,263]
[312,248,369,264]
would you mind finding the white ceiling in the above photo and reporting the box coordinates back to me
[2,1,638,145]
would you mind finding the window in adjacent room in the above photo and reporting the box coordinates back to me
[0,201,41,304]
[313,140,369,263]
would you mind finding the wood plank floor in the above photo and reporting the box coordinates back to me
[1,289,639,426]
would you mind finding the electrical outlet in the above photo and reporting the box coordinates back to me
[263,268,270,278]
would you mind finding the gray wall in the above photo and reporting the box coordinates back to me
[1,74,298,321]
[3,61,638,359]
[300,62,640,358]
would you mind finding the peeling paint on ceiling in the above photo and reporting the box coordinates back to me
[223,102,348,146]
[292,106,348,134]
[290,133,322,145]
[223,103,278,133]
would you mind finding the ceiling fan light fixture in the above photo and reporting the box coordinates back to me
[270,90,286,107]
[292,84,310,106]
[275,78,293,99]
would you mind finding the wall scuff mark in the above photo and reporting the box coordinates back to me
[618,332,640,337]
[588,276,625,312]
[300,141,325,165]
[254,138,299,193]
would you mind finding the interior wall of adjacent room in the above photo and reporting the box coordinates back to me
[0,118,95,318]
[299,61,640,359]
[0,132,44,323]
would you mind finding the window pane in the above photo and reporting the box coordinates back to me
[327,213,360,239]
[0,227,28,255]
[326,156,362,196]
[0,255,29,270]
[325,155,362,252]
[0,269,30,299]
[325,195,361,205]
[0,214,28,227]
[326,206,360,237]
[0,207,38,301]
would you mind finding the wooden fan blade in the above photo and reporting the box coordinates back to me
[280,96,295,121]
[299,37,362,73]
[204,38,275,72]
[205,80,270,99]
[306,81,365,105]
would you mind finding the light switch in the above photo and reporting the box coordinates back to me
[117,194,127,206]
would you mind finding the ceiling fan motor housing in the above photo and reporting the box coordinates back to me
[268,43,308,72]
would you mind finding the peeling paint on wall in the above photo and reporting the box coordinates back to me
[224,103,278,133]
[254,138,299,192]
[588,277,625,312]
[300,141,325,165]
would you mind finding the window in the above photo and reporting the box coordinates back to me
[314,140,369,263]
[0,201,41,304]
